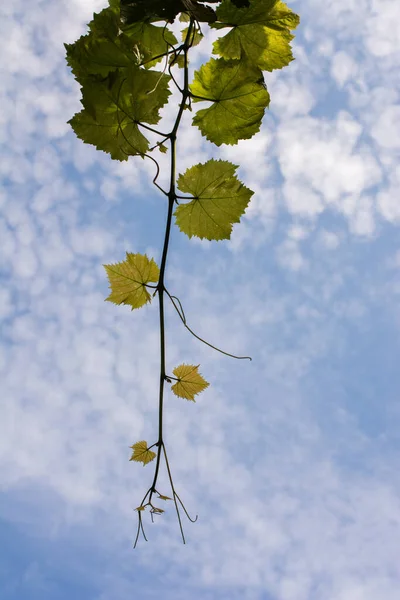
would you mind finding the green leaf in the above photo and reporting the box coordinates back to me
[181,26,204,47]
[212,0,300,72]
[157,494,172,500]
[190,58,270,145]
[69,66,171,160]
[175,159,253,240]
[135,505,146,511]
[130,441,157,466]
[169,52,186,69]
[123,22,178,69]
[65,8,140,80]
[171,364,209,401]
[104,252,160,310]
[158,142,168,153]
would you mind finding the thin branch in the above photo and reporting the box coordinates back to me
[175,492,198,523]
[165,289,252,361]
[162,444,186,544]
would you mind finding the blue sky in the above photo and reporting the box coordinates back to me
[1,0,400,598]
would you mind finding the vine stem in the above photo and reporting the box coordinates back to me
[148,19,195,505]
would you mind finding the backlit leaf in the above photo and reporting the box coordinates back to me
[69,65,171,160]
[175,159,253,240]
[171,364,209,401]
[181,26,204,47]
[65,8,139,80]
[157,494,172,501]
[190,58,270,145]
[104,252,160,310]
[135,505,146,511]
[130,441,157,466]
[212,0,300,72]
[123,21,178,69]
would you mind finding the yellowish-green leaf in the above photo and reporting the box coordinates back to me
[182,26,204,47]
[212,0,300,72]
[169,53,186,69]
[175,159,253,240]
[171,364,209,401]
[65,8,138,80]
[151,507,164,514]
[158,143,168,153]
[157,494,172,501]
[190,58,270,145]
[69,65,171,161]
[104,252,159,310]
[129,441,157,466]
[135,505,146,511]
[123,22,178,69]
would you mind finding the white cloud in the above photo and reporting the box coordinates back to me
[1,0,400,598]
[371,105,400,150]
[331,51,358,88]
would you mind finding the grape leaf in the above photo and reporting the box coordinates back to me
[175,159,253,240]
[157,494,172,500]
[130,441,157,465]
[190,58,270,145]
[169,53,186,69]
[123,22,178,69]
[171,364,209,401]
[212,0,300,72]
[181,26,204,47]
[135,505,146,511]
[104,252,160,310]
[158,142,168,153]
[65,8,140,80]
[69,66,171,160]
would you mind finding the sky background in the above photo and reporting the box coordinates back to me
[1,1,400,599]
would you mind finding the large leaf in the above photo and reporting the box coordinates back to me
[69,66,171,160]
[65,8,139,80]
[175,159,253,240]
[104,252,160,310]
[66,7,177,79]
[212,0,300,72]
[190,58,270,145]
[171,364,209,401]
[130,441,157,466]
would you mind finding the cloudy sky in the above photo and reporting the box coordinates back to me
[1,1,400,598]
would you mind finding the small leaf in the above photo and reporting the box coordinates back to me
[157,494,172,501]
[169,53,186,69]
[151,507,164,514]
[104,252,160,310]
[171,364,209,401]
[135,505,146,511]
[181,26,204,47]
[158,143,168,154]
[130,441,157,466]
[175,159,253,240]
